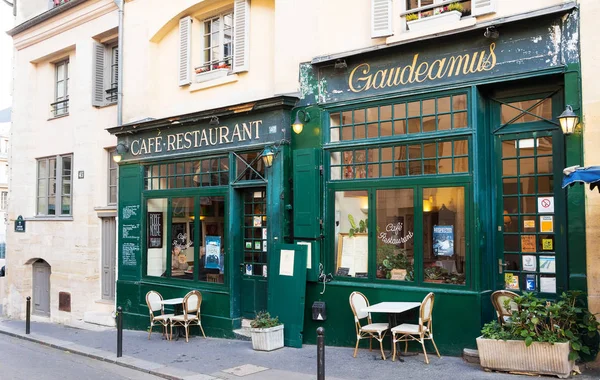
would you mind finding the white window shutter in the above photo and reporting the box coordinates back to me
[92,42,105,107]
[233,0,250,73]
[178,16,192,86]
[371,0,393,38]
[471,0,496,16]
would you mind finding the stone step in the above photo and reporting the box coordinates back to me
[462,348,480,364]
[233,318,254,341]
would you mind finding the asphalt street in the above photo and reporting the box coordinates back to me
[0,335,161,380]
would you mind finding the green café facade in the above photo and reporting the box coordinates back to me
[110,5,586,355]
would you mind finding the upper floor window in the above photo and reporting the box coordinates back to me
[406,0,471,19]
[108,149,118,205]
[178,0,250,86]
[1,191,7,211]
[52,59,69,117]
[92,42,118,107]
[37,154,72,216]
[199,11,233,73]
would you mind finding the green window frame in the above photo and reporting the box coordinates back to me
[325,90,473,288]
[144,155,229,190]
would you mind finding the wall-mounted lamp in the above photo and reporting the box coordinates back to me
[484,26,499,39]
[261,146,276,168]
[558,105,579,135]
[209,116,220,126]
[112,142,129,163]
[334,59,348,70]
[292,109,310,135]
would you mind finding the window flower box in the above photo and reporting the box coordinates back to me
[195,68,229,83]
[407,10,462,32]
[476,337,573,379]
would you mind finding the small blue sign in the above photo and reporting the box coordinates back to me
[526,274,537,291]
[432,225,454,257]
[205,236,221,269]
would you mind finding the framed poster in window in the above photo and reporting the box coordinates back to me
[147,212,163,248]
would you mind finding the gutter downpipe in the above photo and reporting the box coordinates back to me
[114,0,123,126]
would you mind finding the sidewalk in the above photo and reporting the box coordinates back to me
[0,318,598,380]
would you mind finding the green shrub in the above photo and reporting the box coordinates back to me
[250,311,281,328]
[405,13,418,22]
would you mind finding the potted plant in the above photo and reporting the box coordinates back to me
[378,244,414,281]
[477,291,600,378]
[348,214,367,237]
[423,266,447,283]
[249,311,284,351]
[194,63,231,83]
[406,2,463,32]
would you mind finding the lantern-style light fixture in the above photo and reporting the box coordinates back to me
[112,142,129,163]
[557,105,579,135]
[292,109,310,134]
[261,146,276,168]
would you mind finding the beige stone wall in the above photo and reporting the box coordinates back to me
[581,0,600,321]
[5,0,118,323]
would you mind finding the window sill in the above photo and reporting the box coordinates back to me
[189,73,239,93]
[27,216,74,221]
[47,113,70,121]
[96,102,117,109]
[386,17,476,44]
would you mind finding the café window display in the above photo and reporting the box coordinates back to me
[145,194,226,284]
[329,92,470,286]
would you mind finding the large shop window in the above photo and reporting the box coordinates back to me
[146,196,226,284]
[329,92,470,286]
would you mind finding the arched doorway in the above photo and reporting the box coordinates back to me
[32,260,51,317]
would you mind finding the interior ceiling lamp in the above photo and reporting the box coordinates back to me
[209,116,219,126]
[423,195,434,212]
[484,26,499,39]
[558,105,579,135]
[292,109,310,134]
[112,142,129,163]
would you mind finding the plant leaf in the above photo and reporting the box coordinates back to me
[525,336,533,347]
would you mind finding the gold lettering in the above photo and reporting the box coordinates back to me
[130,140,140,155]
[139,139,148,155]
[167,135,176,151]
[348,63,372,93]
[183,132,192,149]
[209,128,218,145]
[219,126,230,144]
[232,124,242,141]
[200,129,208,146]
[401,54,420,84]
[427,59,446,80]
[371,69,388,89]
[466,52,480,74]
[242,123,252,140]
[482,43,497,71]
[446,54,470,77]
[254,120,262,139]
[414,61,429,83]
[393,66,403,86]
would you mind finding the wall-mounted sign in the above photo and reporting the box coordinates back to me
[14,215,25,233]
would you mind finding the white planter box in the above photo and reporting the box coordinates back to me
[195,68,229,83]
[250,324,284,351]
[476,337,573,379]
[407,11,462,32]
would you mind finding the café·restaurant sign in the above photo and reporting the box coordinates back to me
[118,111,288,161]
[301,14,578,105]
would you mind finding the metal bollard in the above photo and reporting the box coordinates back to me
[317,327,325,380]
[116,306,123,358]
[26,296,31,335]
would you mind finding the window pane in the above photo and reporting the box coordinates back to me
[438,97,451,113]
[376,189,414,281]
[147,198,168,277]
[334,190,369,278]
[61,196,71,215]
[423,187,466,285]
[37,197,47,215]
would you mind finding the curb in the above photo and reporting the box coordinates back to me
[0,327,194,380]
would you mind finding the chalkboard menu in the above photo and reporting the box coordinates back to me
[121,203,141,268]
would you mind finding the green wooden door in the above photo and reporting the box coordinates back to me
[240,187,268,318]
[493,129,565,294]
[268,243,307,348]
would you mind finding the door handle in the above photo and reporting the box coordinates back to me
[498,259,507,274]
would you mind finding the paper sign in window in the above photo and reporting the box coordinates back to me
[539,256,555,273]
[522,255,536,272]
[279,249,295,276]
[521,235,536,253]
[540,216,553,233]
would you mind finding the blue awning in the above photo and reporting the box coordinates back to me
[562,166,600,192]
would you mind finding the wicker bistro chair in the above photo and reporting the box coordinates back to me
[349,291,389,360]
[491,290,519,325]
[169,290,207,342]
[391,292,440,364]
[145,290,174,340]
